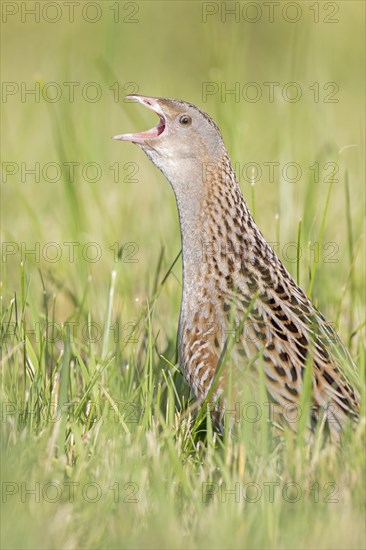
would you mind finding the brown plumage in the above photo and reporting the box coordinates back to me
[114,95,361,439]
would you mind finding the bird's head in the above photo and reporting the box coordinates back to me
[113,95,227,183]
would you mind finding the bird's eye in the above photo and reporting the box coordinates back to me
[179,114,192,126]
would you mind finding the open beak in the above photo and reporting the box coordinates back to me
[113,95,166,144]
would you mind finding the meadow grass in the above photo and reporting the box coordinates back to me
[1,2,365,548]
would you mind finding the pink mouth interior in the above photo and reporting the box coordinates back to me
[134,117,165,139]
[113,112,165,143]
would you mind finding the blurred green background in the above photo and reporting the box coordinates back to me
[1,1,365,549]
[2,0,365,326]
